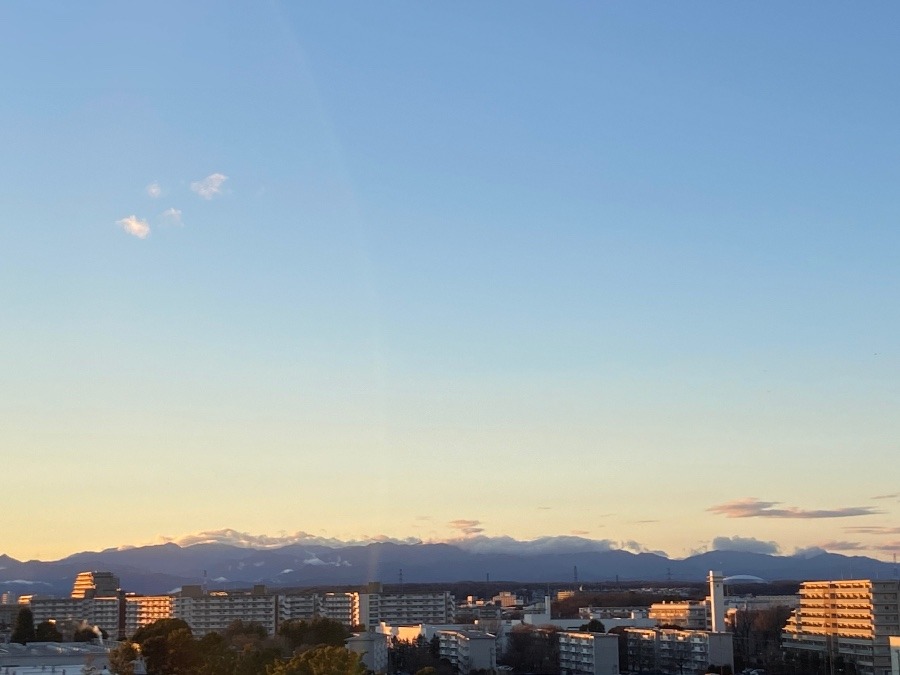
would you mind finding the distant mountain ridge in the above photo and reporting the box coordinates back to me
[0,542,895,596]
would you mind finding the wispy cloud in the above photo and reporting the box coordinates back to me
[844,525,900,535]
[712,535,779,555]
[116,215,150,239]
[571,529,590,536]
[448,519,484,536]
[161,207,183,226]
[818,540,866,551]
[872,493,899,500]
[146,182,162,198]
[191,173,228,199]
[708,497,881,519]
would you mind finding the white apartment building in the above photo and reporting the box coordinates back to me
[346,631,390,673]
[437,629,497,674]
[25,597,86,625]
[782,579,900,675]
[125,595,175,636]
[625,627,734,675]
[279,593,319,623]
[24,596,121,639]
[888,636,900,675]
[174,585,277,637]
[649,601,708,630]
[559,631,620,675]
[321,592,361,627]
[360,592,456,628]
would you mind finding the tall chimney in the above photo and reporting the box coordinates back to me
[708,570,725,632]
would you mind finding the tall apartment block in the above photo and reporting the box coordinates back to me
[782,579,900,675]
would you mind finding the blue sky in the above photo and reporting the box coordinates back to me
[1,2,899,562]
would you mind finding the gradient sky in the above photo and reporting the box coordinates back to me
[2,2,899,562]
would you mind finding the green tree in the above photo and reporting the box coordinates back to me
[12,607,36,644]
[268,645,366,675]
[35,620,63,642]
[278,618,349,653]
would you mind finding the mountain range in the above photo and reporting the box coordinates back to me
[0,541,896,597]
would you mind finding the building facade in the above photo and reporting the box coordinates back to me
[782,579,900,675]
[174,585,278,637]
[625,627,734,675]
[437,629,497,674]
[559,631,619,675]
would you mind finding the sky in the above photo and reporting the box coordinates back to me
[1,2,899,563]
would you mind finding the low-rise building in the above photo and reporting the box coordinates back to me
[346,631,390,673]
[437,629,497,674]
[625,627,734,675]
[558,631,619,675]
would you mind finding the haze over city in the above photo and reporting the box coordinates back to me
[2,3,899,563]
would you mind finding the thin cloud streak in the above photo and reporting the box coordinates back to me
[709,497,881,519]
[844,526,900,535]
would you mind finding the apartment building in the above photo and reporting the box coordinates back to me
[279,593,319,623]
[782,579,900,675]
[558,631,619,675]
[346,631,390,673]
[174,585,278,637]
[649,601,708,630]
[625,627,734,675]
[71,571,120,599]
[321,592,361,627]
[360,592,456,628]
[24,595,122,639]
[437,629,497,674]
[124,595,175,636]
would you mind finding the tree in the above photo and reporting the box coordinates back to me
[268,645,366,675]
[278,618,349,653]
[578,619,605,633]
[35,620,63,642]
[108,641,139,675]
[12,607,36,645]
[132,618,193,645]
[142,627,200,675]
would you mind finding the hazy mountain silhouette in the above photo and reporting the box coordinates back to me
[0,542,894,596]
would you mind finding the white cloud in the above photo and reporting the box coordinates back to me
[146,182,162,198]
[161,207,183,226]
[712,535,780,555]
[190,173,228,199]
[117,215,150,239]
